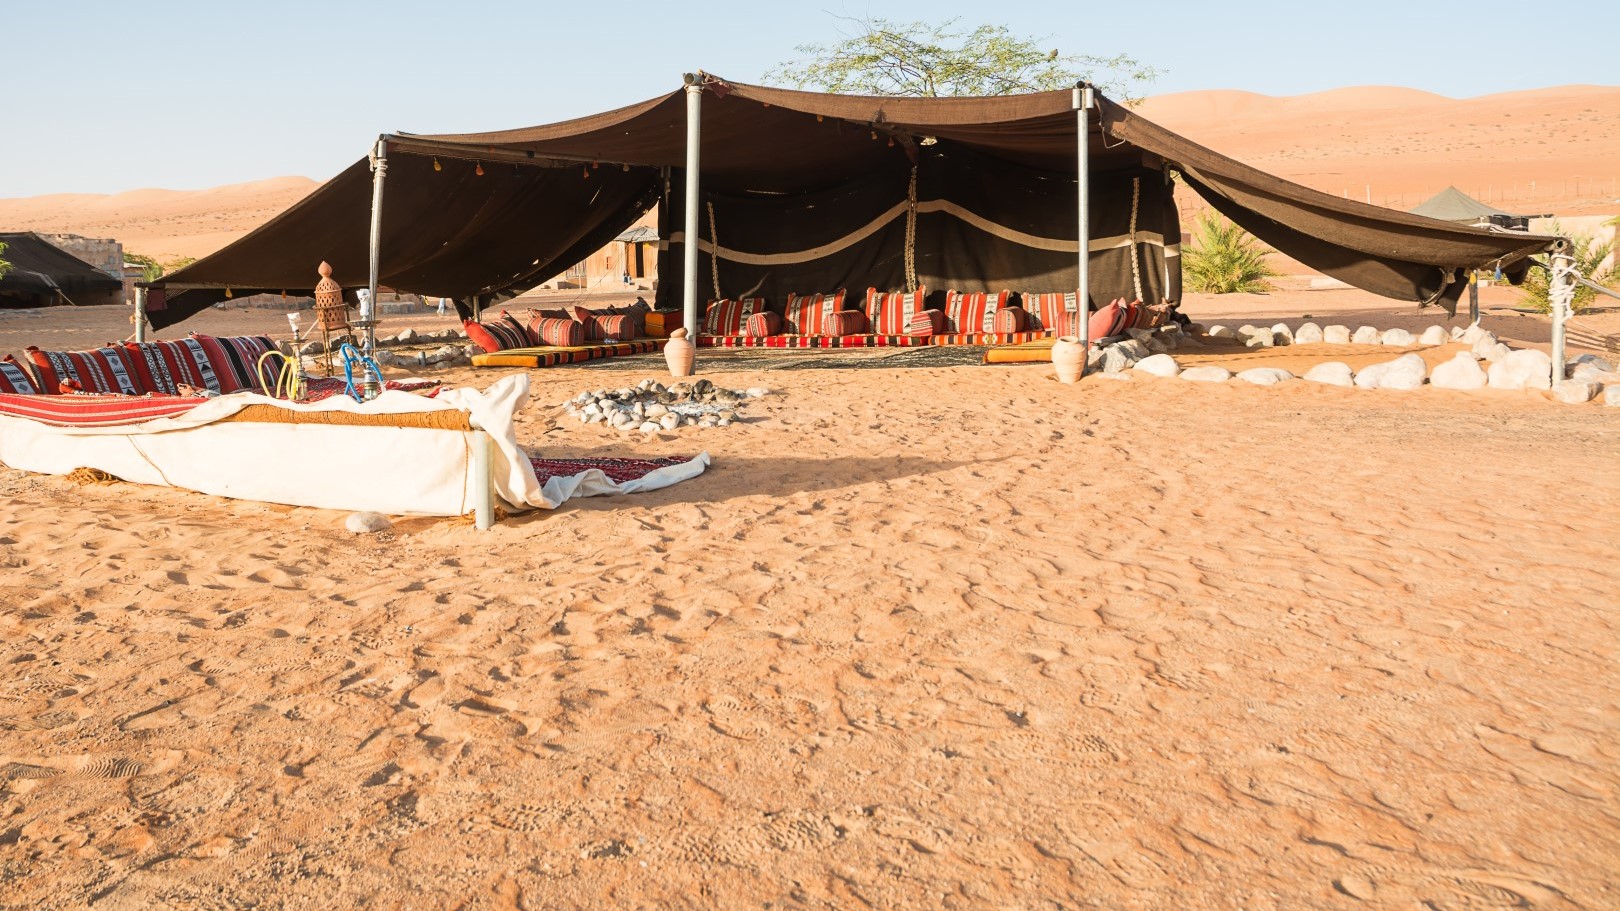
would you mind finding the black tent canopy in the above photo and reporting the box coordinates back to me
[0,232,123,306]
[145,74,1557,329]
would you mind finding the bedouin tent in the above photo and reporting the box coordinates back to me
[0,232,124,307]
[1409,186,1546,231]
[143,73,1558,331]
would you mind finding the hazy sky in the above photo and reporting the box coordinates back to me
[6,0,1615,198]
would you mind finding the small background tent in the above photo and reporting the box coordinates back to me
[0,232,124,309]
[144,75,1558,328]
[1409,186,1544,231]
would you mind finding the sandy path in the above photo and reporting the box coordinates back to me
[1,326,1617,908]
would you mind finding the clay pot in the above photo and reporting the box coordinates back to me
[1052,336,1084,383]
[664,330,695,377]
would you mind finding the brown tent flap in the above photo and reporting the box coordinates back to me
[148,74,1556,328]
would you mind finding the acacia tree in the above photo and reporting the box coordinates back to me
[766,16,1160,101]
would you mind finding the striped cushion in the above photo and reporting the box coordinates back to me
[863,286,928,336]
[0,355,39,395]
[532,317,585,347]
[744,311,783,338]
[124,339,212,394]
[1087,300,1129,339]
[26,345,143,396]
[907,309,946,337]
[703,297,768,336]
[189,334,279,394]
[944,290,1012,334]
[464,317,530,353]
[826,310,868,336]
[586,313,642,341]
[1134,302,1170,329]
[782,290,846,335]
[993,307,1027,334]
[1024,292,1079,333]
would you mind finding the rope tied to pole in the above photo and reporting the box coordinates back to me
[706,200,721,302]
[1128,176,1143,302]
[1549,249,1578,322]
[904,165,919,293]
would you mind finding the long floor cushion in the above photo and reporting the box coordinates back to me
[697,331,1050,348]
[471,340,659,368]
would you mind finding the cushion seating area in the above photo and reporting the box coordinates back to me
[470,340,660,369]
[12,335,285,398]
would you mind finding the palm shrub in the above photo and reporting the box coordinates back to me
[1183,211,1280,294]
[0,241,10,281]
[1518,221,1615,314]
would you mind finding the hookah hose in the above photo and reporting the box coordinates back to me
[337,343,385,402]
[256,350,305,400]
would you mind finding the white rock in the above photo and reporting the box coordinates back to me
[1429,352,1488,390]
[1294,322,1325,344]
[1351,326,1381,345]
[1568,355,1614,382]
[659,412,682,430]
[345,511,392,534]
[1126,328,1154,343]
[1553,381,1600,404]
[1243,329,1275,348]
[1418,326,1450,346]
[1480,342,1512,362]
[1207,325,1233,338]
[1460,324,1489,344]
[1237,324,1258,335]
[1303,362,1354,386]
[1237,367,1293,386]
[1605,386,1620,407]
[1355,354,1426,390]
[1180,366,1232,383]
[644,403,669,419]
[638,421,661,433]
[396,328,418,343]
[1487,348,1553,390]
[746,387,770,398]
[1100,344,1134,373]
[1132,353,1180,378]
[1380,328,1415,346]
[1269,323,1294,345]
[1323,325,1352,345]
[1116,339,1151,360]
[1469,332,1500,359]
[1450,326,1467,340]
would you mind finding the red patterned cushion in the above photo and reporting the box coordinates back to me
[532,317,585,347]
[703,297,768,336]
[993,307,1028,334]
[124,339,211,394]
[1024,292,1079,334]
[0,355,39,395]
[782,290,846,335]
[826,310,868,336]
[464,317,530,353]
[189,334,279,394]
[1084,300,1126,339]
[906,309,946,337]
[26,345,143,396]
[863,286,928,335]
[944,290,1012,334]
[744,311,783,338]
[587,313,643,341]
[1134,302,1170,329]
[566,305,592,324]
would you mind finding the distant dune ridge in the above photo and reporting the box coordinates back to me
[0,85,1614,262]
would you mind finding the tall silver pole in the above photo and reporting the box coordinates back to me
[1468,273,1480,324]
[133,286,148,343]
[1075,84,1094,372]
[1550,243,1571,389]
[683,74,703,357]
[366,137,388,357]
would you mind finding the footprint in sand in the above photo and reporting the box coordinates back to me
[1473,724,1611,801]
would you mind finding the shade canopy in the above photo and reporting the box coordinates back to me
[0,233,124,302]
[146,74,1558,327]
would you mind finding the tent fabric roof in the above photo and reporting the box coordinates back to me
[1409,186,1518,223]
[0,232,124,299]
[148,74,1558,327]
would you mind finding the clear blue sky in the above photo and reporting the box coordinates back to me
[5,0,1614,198]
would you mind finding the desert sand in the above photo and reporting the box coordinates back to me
[1,289,1618,909]
[1,84,1615,263]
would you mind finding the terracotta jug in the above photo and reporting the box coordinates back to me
[664,328,696,377]
[1051,336,1084,383]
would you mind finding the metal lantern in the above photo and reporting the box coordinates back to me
[314,261,349,332]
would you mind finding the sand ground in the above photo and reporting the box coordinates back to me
[1,291,1617,910]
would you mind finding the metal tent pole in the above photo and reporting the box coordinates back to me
[1075,84,1095,373]
[1468,273,1480,324]
[682,73,703,359]
[366,137,388,357]
[1550,242,1571,389]
[133,286,148,343]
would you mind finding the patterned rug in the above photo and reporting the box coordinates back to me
[527,455,691,485]
[297,377,442,403]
